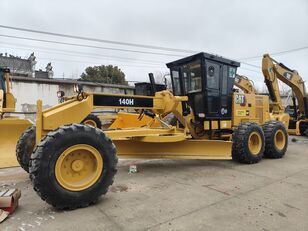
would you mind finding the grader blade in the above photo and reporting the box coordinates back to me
[113,139,233,160]
[0,118,32,168]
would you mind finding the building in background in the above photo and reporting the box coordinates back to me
[0,52,133,121]
[0,52,53,79]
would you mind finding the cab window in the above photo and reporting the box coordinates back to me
[171,70,181,95]
[182,60,202,93]
[206,62,220,90]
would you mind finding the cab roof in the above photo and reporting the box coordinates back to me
[166,52,240,68]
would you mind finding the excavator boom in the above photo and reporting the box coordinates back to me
[262,54,308,118]
[262,55,285,114]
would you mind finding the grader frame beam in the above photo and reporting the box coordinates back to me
[35,91,232,159]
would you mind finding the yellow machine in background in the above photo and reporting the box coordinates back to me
[234,74,257,94]
[15,52,288,210]
[0,68,32,168]
[262,54,308,136]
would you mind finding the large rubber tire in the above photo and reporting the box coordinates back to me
[263,121,288,158]
[16,115,102,173]
[81,114,102,129]
[232,122,265,164]
[16,125,36,173]
[29,124,117,210]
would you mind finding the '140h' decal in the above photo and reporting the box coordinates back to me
[119,98,134,106]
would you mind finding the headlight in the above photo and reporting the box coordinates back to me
[57,91,65,98]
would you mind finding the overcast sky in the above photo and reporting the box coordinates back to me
[0,0,307,89]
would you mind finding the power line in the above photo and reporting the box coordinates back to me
[1,24,306,71]
[0,34,184,57]
[1,42,166,66]
[240,62,261,69]
[239,46,308,61]
[0,33,263,69]
[0,24,198,54]
[239,67,261,74]
[38,57,165,69]
[0,33,267,70]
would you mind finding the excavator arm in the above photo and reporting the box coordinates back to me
[262,55,285,115]
[234,74,257,94]
[262,54,308,119]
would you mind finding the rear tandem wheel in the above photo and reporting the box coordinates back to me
[263,121,288,159]
[232,122,265,164]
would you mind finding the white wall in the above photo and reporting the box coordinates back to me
[8,79,134,121]
[11,81,59,112]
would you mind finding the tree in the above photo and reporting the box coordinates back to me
[80,65,127,85]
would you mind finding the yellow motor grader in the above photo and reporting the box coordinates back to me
[17,52,288,209]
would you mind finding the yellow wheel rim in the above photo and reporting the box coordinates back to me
[83,120,97,128]
[248,131,262,155]
[274,130,286,150]
[55,144,103,191]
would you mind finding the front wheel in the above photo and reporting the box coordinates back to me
[16,115,102,173]
[232,122,265,164]
[29,124,117,210]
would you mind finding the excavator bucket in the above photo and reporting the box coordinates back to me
[0,118,32,168]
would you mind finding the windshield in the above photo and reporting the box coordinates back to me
[171,59,202,95]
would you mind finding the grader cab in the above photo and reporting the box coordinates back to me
[15,52,288,210]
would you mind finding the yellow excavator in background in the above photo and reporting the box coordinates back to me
[0,67,32,168]
[234,74,257,94]
[262,54,308,136]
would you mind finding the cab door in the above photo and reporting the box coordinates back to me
[204,61,233,119]
[205,61,222,119]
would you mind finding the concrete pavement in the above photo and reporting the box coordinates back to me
[1,136,308,231]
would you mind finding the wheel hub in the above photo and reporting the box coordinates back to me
[83,120,97,128]
[248,132,262,155]
[274,130,285,150]
[71,159,84,172]
[55,144,103,191]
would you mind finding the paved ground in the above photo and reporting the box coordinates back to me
[1,136,308,231]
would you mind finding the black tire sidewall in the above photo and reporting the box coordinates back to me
[232,123,265,164]
[263,121,288,158]
[16,125,36,172]
[31,125,116,208]
[243,125,265,161]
